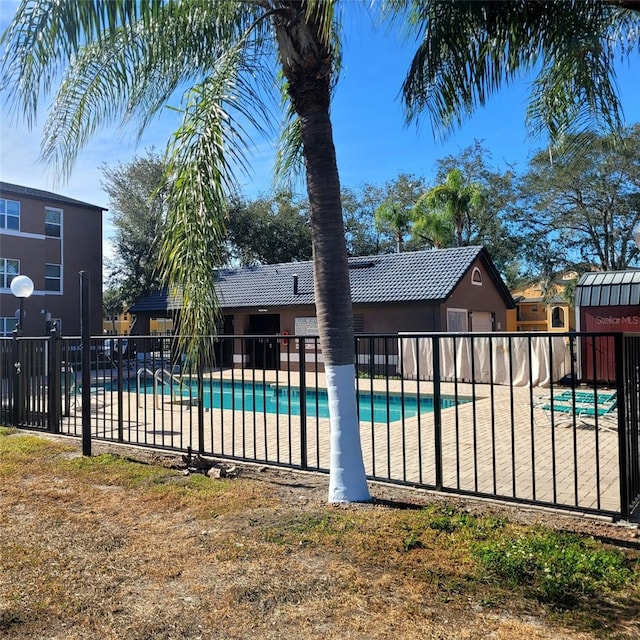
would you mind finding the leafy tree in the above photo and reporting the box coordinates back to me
[410,208,454,249]
[374,201,413,253]
[516,126,640,271]
[103,287,125,334]
[415,168,484,247]
[341,186,386,257]
[432,141,520,274]
[368,173,427,252]
[102,150,168,306]
[225,191,312,266]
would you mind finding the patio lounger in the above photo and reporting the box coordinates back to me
[537,391,617,431]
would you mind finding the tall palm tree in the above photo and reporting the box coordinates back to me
[416,168,483,247]
[0,0,370,502]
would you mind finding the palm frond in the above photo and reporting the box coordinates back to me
[159,46,272,365]
[274,103,306,190]
[395,0,640,144]
[0,0,162,125]
[1,0,268,166]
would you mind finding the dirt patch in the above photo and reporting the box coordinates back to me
[2,431,638,640]
[86,436,640,546]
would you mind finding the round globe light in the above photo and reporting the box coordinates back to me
[10,274,35,299]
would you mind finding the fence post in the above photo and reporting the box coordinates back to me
[47,325,61,433]
[615,333,629,520]
[197,353,205,455]
[299,337,308,469]
[116,338,124,442]
[80,271,92,456]
[432,334,443,491]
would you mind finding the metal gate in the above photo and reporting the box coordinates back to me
[621,334,640,519]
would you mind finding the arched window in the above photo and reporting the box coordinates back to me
[471,267,482,286]
[551,306,565,328]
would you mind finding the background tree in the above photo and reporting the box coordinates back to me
[341,186,387,257]
[374,201,413,253]
[225,190,311,266]
[102,287,125,334]
[369,173,426,252]
[516,126,640,271]
[415,168,484,247]
[410,208,454,249]
[102,150,168,307]
[433,141,520,275]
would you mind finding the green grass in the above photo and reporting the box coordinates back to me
[474,529,636,606]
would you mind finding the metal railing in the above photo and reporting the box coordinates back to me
[1,330,638,520]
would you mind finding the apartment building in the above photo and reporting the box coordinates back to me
[0,182,104,336]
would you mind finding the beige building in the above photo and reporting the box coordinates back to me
[511,272,577,332]
[0,182,104,336]
[103,311,172,335]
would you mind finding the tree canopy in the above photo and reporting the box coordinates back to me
[515,125,640,273]
[102,149,168,308]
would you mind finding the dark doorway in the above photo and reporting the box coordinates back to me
[214,315,234,367]
[247,313,280,370]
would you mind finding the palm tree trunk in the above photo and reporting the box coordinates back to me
[276,9,369,502]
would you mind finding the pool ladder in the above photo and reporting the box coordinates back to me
[137,367,191,409]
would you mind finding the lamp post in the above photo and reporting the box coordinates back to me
[10,274,34,335]
[10,274,33,427]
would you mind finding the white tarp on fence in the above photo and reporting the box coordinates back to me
[398,334,570,387]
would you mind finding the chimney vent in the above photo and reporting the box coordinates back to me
[293,274,299,295]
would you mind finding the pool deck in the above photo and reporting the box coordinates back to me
[62,368,622,515]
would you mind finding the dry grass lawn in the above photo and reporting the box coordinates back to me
[1,429,639,640]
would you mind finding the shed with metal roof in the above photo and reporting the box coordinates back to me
[575,270,640,331]
[574,270,640,383]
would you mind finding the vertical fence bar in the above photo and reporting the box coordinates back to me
[12,332,22,427]
[299,336,308,469]
[432,334,442,491]
[80,270,91,456]
[197,354,205,455]
[615,333,629,520]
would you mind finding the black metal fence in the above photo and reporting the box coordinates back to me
[1,330,639,520]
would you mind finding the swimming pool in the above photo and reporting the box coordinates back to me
[117,377,466,423]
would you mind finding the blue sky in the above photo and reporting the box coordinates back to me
[1,2,640,258]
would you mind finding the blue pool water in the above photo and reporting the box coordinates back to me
[108,377,464,423]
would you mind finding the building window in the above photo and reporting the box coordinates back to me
[447,308,469,332]
[1,317,18,336]
[0,258,19,288]
[0,198,20,230]
[45,263,62,291]
[471,267,483,286]
[45,207,62,237]
[551,306,565,328]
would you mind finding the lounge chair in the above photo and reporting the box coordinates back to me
[537,390,618,431]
